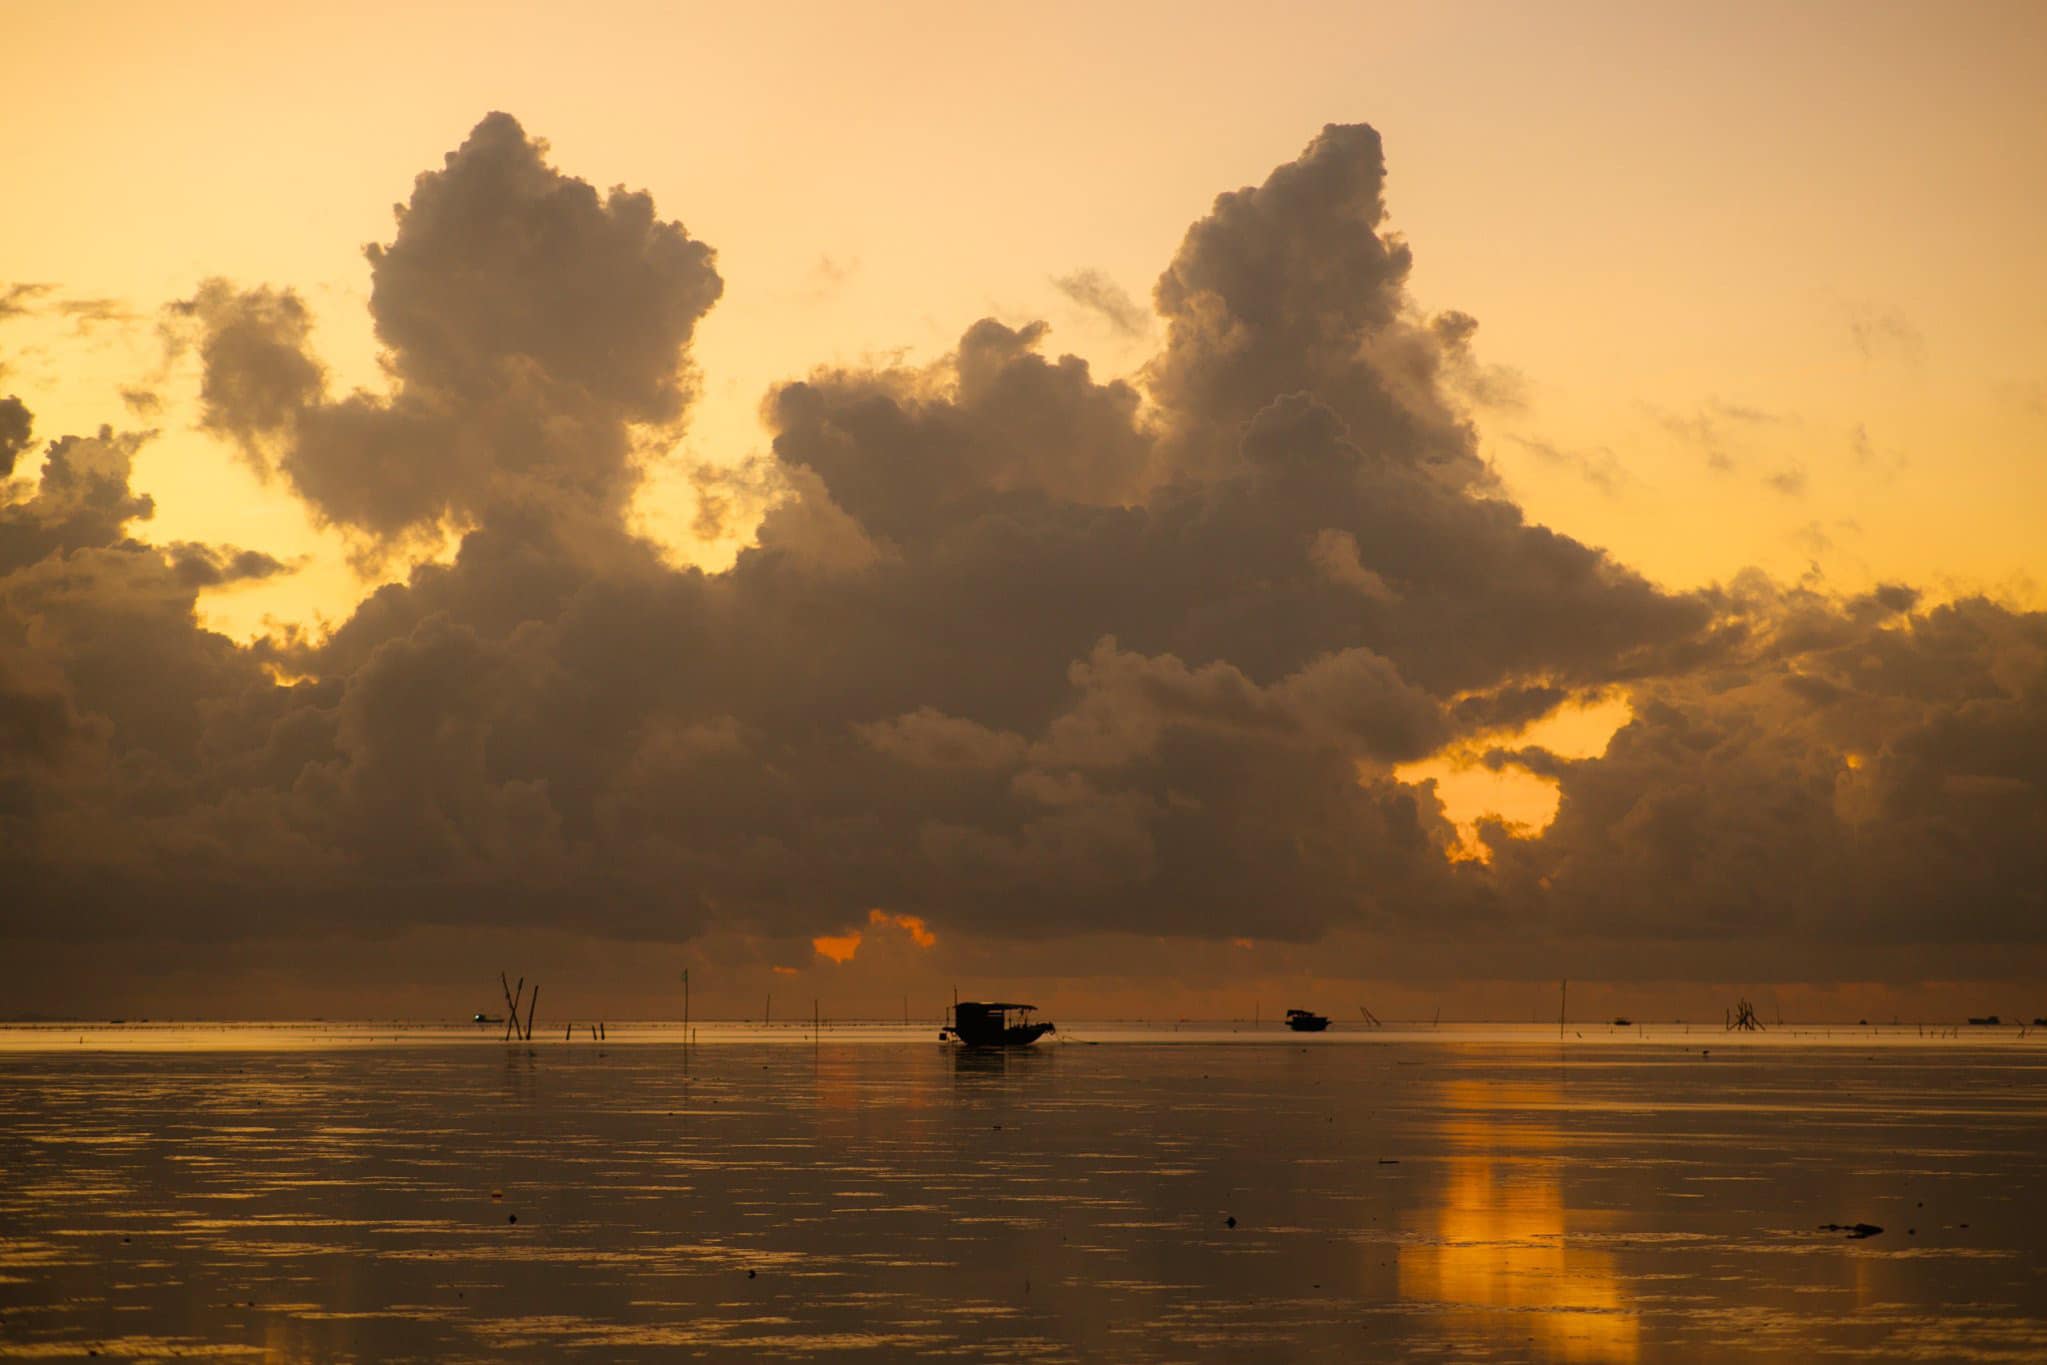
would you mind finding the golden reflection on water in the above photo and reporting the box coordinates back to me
[1398,1079,1640,1362]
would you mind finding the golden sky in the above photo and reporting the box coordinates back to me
[3,1,2044,1015]
[8,0,2043,640]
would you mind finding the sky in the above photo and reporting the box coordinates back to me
[2,1,2043,1020]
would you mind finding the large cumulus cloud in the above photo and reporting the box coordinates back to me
[2,115,2041,985]
[174,111,723,541]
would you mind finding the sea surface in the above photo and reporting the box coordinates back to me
[2,1022,2044,1362]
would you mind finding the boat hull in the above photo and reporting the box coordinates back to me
[951,1022,1055,1047]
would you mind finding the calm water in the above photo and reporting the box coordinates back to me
[2,1025,2044,1362]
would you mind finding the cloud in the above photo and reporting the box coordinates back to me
[1764,463,1807,497]
[806,254,857,301]
[1846,306,1924,364]
[1306,528,1397,601]
[118,388,162,419]
[1431,310,1527,411]
[53,297,140,333]
[1,421,157,573]
[1,115,2040,1001]
[1145,124,1485,490]
[1649,398,1789,473]
[1993,379,2044,417]
[0,283,54,322]
[1051,268,1149,338]
[167,281,326,467]
[183,111,724,537]
[0,285,140,334]
[162,542,296,590]
[767,316,1154,532]
[0,397,31,478]
[1485,591,2047,950]
[1507,435,1627,495]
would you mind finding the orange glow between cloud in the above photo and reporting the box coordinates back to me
[868,909,937,948]
[813,911,939,964]
[811,932,863,964]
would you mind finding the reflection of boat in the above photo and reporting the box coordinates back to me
[941,1001,1056,1047]
[1285,1008,1330,1033]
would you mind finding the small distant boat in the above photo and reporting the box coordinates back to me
[473,1013,504,1025]
[1613,1017,1633,1027]
[1284,1008,1330,1033]
[941,1001,1056,1047]
[1967,1015,2001,1026]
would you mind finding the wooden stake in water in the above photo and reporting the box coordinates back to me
[501,973,525,1043]
[1560,979,1567,1040]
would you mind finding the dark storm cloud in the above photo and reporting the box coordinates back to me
[1,116,2040,984]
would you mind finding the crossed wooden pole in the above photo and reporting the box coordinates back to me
[500,970,538,1042]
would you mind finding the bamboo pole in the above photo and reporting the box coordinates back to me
[524,985,539,1041]
[503,976,525,1043]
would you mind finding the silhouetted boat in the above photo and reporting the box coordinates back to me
[1284,1008,1330,1033]
[941,1001,1055,1047]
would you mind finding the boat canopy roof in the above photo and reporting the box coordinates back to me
[958,1001,1036,1011]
